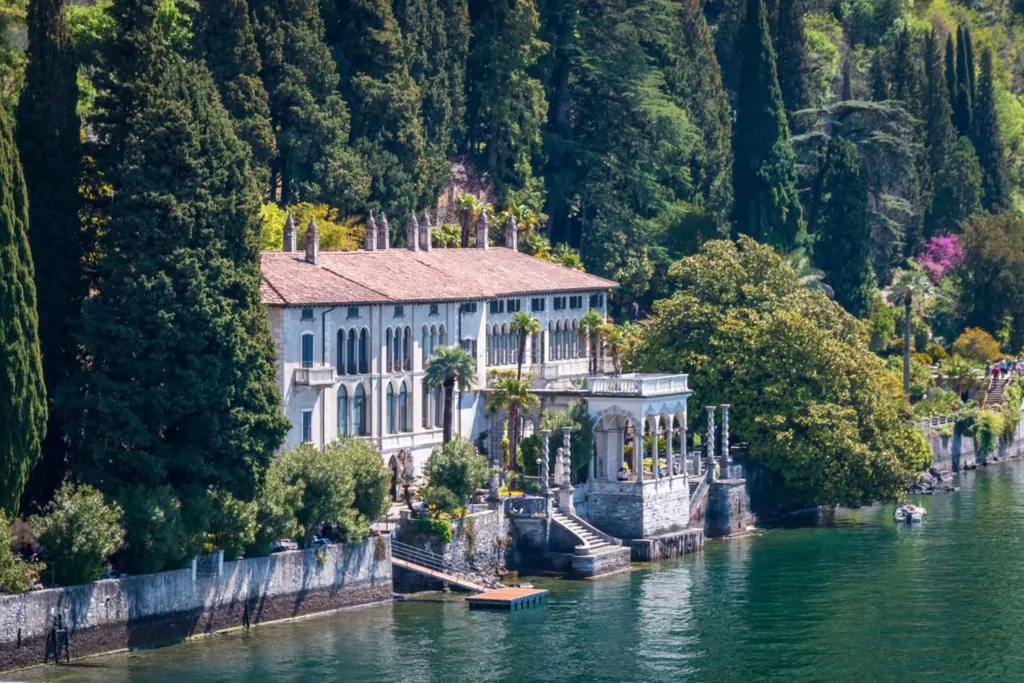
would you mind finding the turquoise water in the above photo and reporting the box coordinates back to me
[27,460,1024,682]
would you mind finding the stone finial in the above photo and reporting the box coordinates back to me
[420,211,433,252]
[406,212,420,252]
[364,211,377,251]
[379,213,390,250]
[721,404,731,469]
[505,215,519,252]
[305,217,320,266]
[283,213,297,253]
[706,405,717,479]
[476,210,489,250]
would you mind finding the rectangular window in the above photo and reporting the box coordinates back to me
[301,334,314,369]
[301,410,313,443]
[429,303,439,316]
[569,295,583,310]
[553,296,566,311]
[531,297,546,312]
[460,302,478,314]
[488,300,504,315]
[347,306,359,319]
[589,293,604,308]
[301,307,314,321]
[507,299,521,313]
[394,304,405,318]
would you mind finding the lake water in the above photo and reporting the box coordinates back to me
[26,459,1024,682]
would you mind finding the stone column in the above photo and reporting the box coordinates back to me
[680,417,689,475]
[721,404,731,474]
[649,415,660,479]
[665,414,674,477]
[706,405,717,480]
[562,427,574,487]
[541,430,551,493]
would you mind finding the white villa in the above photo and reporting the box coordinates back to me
[259,210,617,474]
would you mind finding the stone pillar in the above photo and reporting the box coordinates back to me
[541,430,551,492]
[650,415,660,479]
[562,427,573,482]
[706,405,717,480]
[680,417,688,475]
[721,404,731,473]
[665,414,674,477]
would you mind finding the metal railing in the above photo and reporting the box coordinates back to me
[391,540,500,589]
[915,415,955,431]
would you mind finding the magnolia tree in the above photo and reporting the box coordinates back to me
[917,234,964,283]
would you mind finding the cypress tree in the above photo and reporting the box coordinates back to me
[811,137,874,317]
[953,26,972,136]
[945,33,956,115]
[466,0,547,208]
[841,58,852,101]
[964,27,976,102]
[14,0,82,510]
[971,48,1010,212]
[923,30,954,177]
[250,0,368,208]
[731,0,804,251]
[870,52,889,101]
[932,136,983,233]
[193,0,276,189]
[891,27,922,119]
[774,0,810,113]
[0,104,46,517]
[75,2,287,571]
[322,0,428,225]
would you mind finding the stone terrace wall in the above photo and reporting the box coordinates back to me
[394,509,514,588]
[0,538,392,673]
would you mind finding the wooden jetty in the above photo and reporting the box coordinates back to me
[391,558,488,593]
[466,586,548,611]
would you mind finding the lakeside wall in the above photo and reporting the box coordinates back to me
[926,415,1024,473]
[0,537,392,673]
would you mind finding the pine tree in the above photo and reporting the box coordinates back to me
[466,0,547,208]
[0,105,46,517]
[731,0,804,251]
[75,2,287,571]
[13,0,82,510]
[923,30,954,177]
[811,137,874,317]
[971,48,1010,213]
[774,0,810,113]
[870,52,889,101]
[323,0,428,226]
[193,0,276,189]
[250,0,368,208]
[891,27,922,119]
[953,26,972,136]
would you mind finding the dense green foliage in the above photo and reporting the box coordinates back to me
[29,482,124,586]
[14,0,81,512]
[0,102,45,518]
[424,345,476,443]
[630,238,931,506]
[423,437,490,508]
[0,511,33,594]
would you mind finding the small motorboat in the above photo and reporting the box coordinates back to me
[895,504,926,523]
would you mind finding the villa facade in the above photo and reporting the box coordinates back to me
[259,211,616,473]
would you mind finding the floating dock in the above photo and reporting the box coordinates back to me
[466,587,549,610]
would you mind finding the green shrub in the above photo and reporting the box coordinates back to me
[207,490,257,561]
[421,485,461,517]
[277,443,358,546]
[937,424,953,438]
[115,484,189,574]
[0,511,36,594]
[340,439,391,524]
[416,515,454,543]
[30,483,124,586]
[952,328,1001,363]
[248,462,301,557]
[926,342,949,361]
[424,438,490,506]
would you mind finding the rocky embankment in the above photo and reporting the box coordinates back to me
[909,467,959,494]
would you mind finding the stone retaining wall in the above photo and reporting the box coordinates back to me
[705,480,756,538]
[0,538,392,673]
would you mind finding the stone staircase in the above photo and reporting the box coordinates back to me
[985,376,1011,408]
[551,509,616,554]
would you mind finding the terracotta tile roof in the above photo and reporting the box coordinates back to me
[260,247,617,306]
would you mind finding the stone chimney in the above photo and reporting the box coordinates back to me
[379,213,390,250]
[475,210,489,250]
[283,213,297,252]
[504,215,519,252]
[364,211,377,251]
[305,217,320,266]
[420,211,433,252]
[406,213,420,252]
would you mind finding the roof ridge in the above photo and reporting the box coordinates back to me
[318,262,395,301]
[261,274,288,304]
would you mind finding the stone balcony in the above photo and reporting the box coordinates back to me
[539,372,689,397]
[294,366,337,387]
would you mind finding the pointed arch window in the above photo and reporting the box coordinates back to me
[434,385,443,428]
[422,381,431,428]
[354,385,367,436]
[336,330,346,371]
[399,382,409,432]
[422,325,430,364]
[438,325,447,346]
[337,386,349,437]
[386,329,394,373]
[359,329,369,374]
[386,384,396,434]
[301,332,314,368]
[404,326,412,370]
[347,330,357,375]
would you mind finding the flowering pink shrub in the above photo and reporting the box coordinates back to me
[916,234,963,283]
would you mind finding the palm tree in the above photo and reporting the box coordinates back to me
[424,345,477,443]
[602,323,625,375]
[784,247,834,298]
[487,372,540,471]
[890,262,934,394]
[509,312,541,380]
[579,309,605,374]
[456,194,491,248]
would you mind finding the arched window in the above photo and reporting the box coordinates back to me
[501,325,509,365]
[486,327,493,366]
[571,321,579,358]
[336,330,345,371]
[434,385,443,428]
[301,332,314,368]
[337,386,349,436]
[531,332,541,364]
[422,325,430,363]
[386,328,394,373]
[438,325,446,346]
[554,322,563,361]
[404,326,412,370]
[354,385,367,436]
[347,329,357,375]
[386,384,396,434]
[422,381,430,428]
[394,327,402,372]
[429,325,437,358]
[359,329,369,374]
[399,382,409,432]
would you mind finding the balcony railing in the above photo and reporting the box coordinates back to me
[294,366,337,387]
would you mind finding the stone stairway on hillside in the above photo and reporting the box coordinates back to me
[985,376,1011,408]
